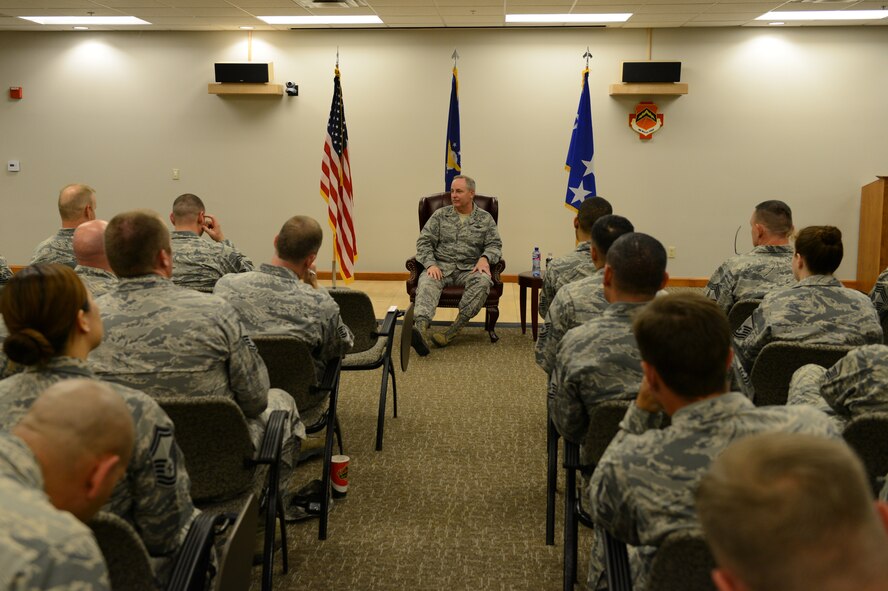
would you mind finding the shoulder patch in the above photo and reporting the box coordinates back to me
[149,426,177,487]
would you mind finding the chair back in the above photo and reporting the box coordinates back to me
[581,400,632,467]
[647,529,717,591]
[881,313,888,345]
[158,396,256,503]
[252,335,328,413]
[750,342,852,406]
[418,192,498,230]
[214,494,259,591]
[843,411,888,494]
[728,299,761,332]
[328,288,380,354]
[89,512,158,591]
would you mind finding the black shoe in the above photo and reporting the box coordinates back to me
[285,479,333,522]
[411,327,430,356]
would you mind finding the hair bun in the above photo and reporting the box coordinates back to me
[3,328,54,366]
[821,226,842,246]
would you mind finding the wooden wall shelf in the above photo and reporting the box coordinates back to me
[609,83,688,96]
[208,83,283,96]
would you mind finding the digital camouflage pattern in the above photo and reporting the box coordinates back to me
[74,265,117,299]
[788,344,888,427]
[548,302,645,460]
[587,393,839,590]
[535,269,607,375]
[0,432,111,591]
[89,275,302,488]
[214,264,354,382]
[414,205,502,323]
[704,244,795,314]
[868,267,888,324]
[539,241,595,318]
[0,358,197,587]
[170,231,253,293]
[733,275,883,399]
[0,255,11,287]
[30,229,76,268]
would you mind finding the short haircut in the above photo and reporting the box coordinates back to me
[1,264,90,366]
[606,233,667,297]
[105,210,171,278]
[577,197,613,235]
[276,216,323,264]
[452,175,475,192]
[696,433,887,591]
[753,200,793,238]
[633,293,731,399]
[58,184,96,222]
[795,225,843,275]
[590,215,634,256]
[171,193,205,223]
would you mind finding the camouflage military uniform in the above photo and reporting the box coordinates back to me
[30,228,76,268]
[0,255,12,287]
[0,432,111,590]
[733,275,883,399]
[74,265,117,298]
[788,344,888,428]
[587,393,838,590]
[214,264,354,423]
[704,244,794,314]
[413,205,502,324]
[548,302,645,462]
[869,267,888,324]
[0,357,198,587]
[170,231,253,293]
[89,274,303,488]
[535,269,607,375]
[539,242,595,318]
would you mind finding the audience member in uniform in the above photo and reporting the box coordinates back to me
[0,379,134,590]
[868,267,888,325]
[214,215,354,425]
[0,263,198,585]
[549,233,667,463]
[0,255,11,287]
[89,211,303,493]
[31,183,97,268]
[73,219,117,298]
[535,214,634,375]
[168,193,253,293]
[585,293,838,590]
[788,344,888,427]
[705,200,795,315]
[696,432,888,591]
[733,226,882,399]
[539,196,612,318]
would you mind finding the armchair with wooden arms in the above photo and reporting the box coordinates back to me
[405,192,506,343]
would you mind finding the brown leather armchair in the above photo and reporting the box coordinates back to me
[405,192,506,343]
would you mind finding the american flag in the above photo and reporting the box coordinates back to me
[320,67,356,282]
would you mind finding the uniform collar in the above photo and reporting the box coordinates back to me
[259,263,299,281]
[794,274,843,288]
[670,392,753,426]
[116,274,172,290]
[603,301,647,317]
[171,230,200,240]
[0,432,43,491]
[576,241,591,253]
[24,356,94,379]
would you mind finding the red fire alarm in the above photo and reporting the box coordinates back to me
[9,87,22,100]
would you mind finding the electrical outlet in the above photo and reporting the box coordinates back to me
[668,246,676,258]
[172,168,180,180]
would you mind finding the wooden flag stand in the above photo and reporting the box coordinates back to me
[856,176,888,293]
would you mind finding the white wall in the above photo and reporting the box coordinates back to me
[1,26,886,279]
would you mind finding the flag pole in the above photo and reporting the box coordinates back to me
[330,48,341,287]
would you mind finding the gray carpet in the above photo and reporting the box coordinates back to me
[257,327,593,590]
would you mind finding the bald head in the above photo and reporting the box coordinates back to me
[14,379,134,521]
[58,184,97,227]
[73,220,112,272]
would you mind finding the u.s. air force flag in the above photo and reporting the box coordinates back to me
[445,66,461,191]
[565,68,596,210]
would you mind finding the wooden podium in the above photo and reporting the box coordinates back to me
[857,176,888,294]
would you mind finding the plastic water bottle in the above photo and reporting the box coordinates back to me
[532,247,541,277]
[545,252,554,272]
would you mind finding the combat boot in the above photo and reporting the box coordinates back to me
[431,313,470,348]
[411,318,431,356]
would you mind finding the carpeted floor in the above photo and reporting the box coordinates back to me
[256,326,593,590]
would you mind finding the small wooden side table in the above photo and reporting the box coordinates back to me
[518,271,544,340]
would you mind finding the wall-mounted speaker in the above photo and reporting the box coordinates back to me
[621,62,681,84]
[214,62,274,84]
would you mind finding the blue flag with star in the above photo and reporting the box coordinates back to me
[445,66,461,191]
[565,68,596,210]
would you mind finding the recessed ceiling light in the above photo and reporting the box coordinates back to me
[239,26,255,30]
[768,21,785,25]
[258,15,383,25]
[73,26,89,30]
[19,16,151,25]
[756,10,888,20]
[505,13,632,23]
